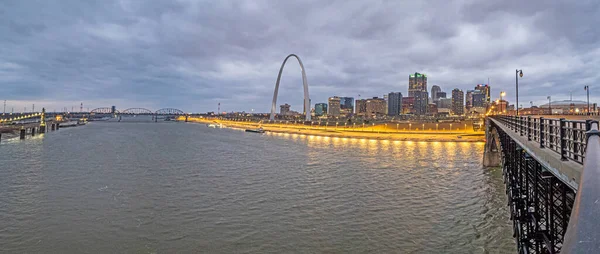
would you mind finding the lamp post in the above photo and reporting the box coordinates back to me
[547,96,552,115]
[585,85,590,115]
[515,69,523,116]
[500,91,506,114]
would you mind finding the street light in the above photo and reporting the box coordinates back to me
[396,123,399,132]
[585,85,590,115]
[547,96,552,115]
[516,69,523,116]
[500,91,506,114]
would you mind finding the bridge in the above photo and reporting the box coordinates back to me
[484,115,600,253]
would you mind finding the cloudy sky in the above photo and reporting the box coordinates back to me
[1,0,599,113]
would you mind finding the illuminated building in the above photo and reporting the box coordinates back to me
[409,72,427,97]
[328,96,341,117]
[315,103,328,116]
[451,88,464,115]
[280,103,291,115]
[339,97,354,115]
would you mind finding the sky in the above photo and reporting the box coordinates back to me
[1,0,599,113]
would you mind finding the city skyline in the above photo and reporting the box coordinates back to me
[1,1,599,113]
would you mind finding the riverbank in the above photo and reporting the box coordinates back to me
[186,118,485,142]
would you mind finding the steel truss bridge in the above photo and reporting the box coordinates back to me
[90,107,186,115]
[485,115,600,253]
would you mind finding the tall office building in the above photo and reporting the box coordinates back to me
[409,72,428,97]
[437,98,452,109]
[280,103,291,115]
[475,84,490,106]
[465,90,475,110]
[387,92,403,116]
[328,96,341,117]
[402,97,415,114]
[431,85,442,102]
[413,91,429,115]
[366,97,386,117]
[436,92,447,99]
[472,93,486,107]
[356,99,367,115]
[451,89,464,115]
[339,97,354,114]
[315,103,328,116]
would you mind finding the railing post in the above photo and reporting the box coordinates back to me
[520,116,524,136]
[527,116,532,141]
[540,117,545,148]
[560,118,568,161]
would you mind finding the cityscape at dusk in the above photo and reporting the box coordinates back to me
[2,1,600,253]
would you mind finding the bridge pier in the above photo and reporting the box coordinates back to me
[483,118,501,167]
[20,128,25,139]
[31,127,35,136]
[51,123,55,131]
[40,125,45,133]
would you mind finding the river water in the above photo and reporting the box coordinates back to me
[0,121,515,253]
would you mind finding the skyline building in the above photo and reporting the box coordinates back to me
[366,97,386,117]
[387,92,403,116]
[431,85,442,102]
[409,72,428,97]
[402,97,415,114]
[280,103,291,115]
[356,99,367,116]
[413,91,429,115]
[465,90,475,110]
[437,98,452,109]
[339,97,354,115]
[475,84,491,106]
[472,92,486,108]
[451,89,464,115]
[315,103,328,116]
[328,96,341,117]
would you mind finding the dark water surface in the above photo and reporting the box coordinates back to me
[0,122,514,253]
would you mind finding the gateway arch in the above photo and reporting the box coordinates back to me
[270,54,311,121]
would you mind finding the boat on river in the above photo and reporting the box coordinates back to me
[245,127,264,133]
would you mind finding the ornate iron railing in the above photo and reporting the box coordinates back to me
[494,116,596,164]
[491,116,600,253]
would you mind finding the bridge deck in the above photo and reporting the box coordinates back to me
[490,118,582,190]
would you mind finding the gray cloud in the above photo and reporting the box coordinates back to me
[0,0,599,113]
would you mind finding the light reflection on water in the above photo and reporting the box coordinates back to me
[1,124,514,253]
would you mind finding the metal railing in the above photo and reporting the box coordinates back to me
[493,115,600,252]
[494,115,597,164]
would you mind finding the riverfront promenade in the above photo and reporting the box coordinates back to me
[183,117,485,142]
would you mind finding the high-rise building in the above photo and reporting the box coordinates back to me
[465,90,475,110]
[388,92,403,116]
[402,97,415,114]
[366,97,386,117]
[431,85,442,102]
[356,99,367,115]
[111,106,116,114]
[328,96,341,117]
[315,103,328,116]
[472,93,486,107]
[437,98,452,109]
[475,84,490,106]
[339,97,354,115]
[280,103,291,115]
[436,92,447,99]
[409,72,428,97]
[413,91,429,115]
[451,89,464,115]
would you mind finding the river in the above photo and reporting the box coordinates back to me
[0,121,515,253]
